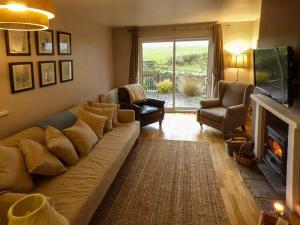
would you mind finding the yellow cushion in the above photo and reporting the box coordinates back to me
[78,110,107,139]
[0,146,33,193]
[84,106,114,132]
[63,119,98,155]
[45,126,79,165]
[19,139,66,176]
[88,102,119,127]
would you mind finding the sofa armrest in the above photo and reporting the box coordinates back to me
[199,99,220,109]
[118,110,135,123]
[145,98,165,108]
[0,193,27,225]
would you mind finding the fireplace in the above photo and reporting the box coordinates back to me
[264,125,288,186]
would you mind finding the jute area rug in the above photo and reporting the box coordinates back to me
[89,139,229,225]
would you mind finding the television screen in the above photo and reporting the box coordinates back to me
[254,47,293,107]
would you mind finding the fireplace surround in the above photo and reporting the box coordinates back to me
[251,93,300,216]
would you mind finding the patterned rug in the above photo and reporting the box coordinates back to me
[89,139,229,225]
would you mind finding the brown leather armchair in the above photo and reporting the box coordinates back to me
[197,81,254,133]
[118,87,165,127]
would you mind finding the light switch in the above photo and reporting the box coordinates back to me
[0,110,8,117]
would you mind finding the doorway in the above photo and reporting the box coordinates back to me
[140,39,210,111]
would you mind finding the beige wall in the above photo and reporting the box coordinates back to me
[113,21,258,89]
[222,20,260,84]
[258,0,300,112]
[113,28,131,88]
[0,14,114,138]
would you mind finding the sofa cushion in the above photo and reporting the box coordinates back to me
[19,139,67,176]
[63,119,98,155]
[140,105,161,117]
[36,111,77,131]
[32,121,140,225]
[0,146,33,193]
[199,107,227,122]
[0,127,45,147]
[88,102,120,127]
[78,110,107,139]
[84,106,114,132]
[46,126,79,165]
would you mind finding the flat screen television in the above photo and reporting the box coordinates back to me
[254,46,295,107]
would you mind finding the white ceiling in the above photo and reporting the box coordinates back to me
[56,0,262,27]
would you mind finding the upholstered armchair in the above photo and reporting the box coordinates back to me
[197,81,254,133]
[118,87,165,127]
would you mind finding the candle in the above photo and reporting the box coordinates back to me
[274,201,285,215]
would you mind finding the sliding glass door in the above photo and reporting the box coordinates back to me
[140,39,210,111]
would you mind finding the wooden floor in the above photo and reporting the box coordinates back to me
[139,113,260,225]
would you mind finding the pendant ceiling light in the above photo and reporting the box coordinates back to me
[0,0,55,31]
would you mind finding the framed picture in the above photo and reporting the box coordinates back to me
[57,31,71,55]
[35,30,54,55]
[59,60,73,82]
[9,62,35,94]
[5,31,31,56]
[38,61,57,87]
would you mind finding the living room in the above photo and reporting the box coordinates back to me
[0,0,299,225]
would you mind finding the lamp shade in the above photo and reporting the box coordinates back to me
[230,54,248,68]
[0,0,55,31]
[8,193,69,225]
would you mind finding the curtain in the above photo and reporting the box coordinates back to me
[211,24,224,98]
[129,27,139,84]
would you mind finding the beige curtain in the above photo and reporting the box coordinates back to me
[211,24,224,98]
[129,27,139,84]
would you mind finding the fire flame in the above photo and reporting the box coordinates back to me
[268,138,283,158]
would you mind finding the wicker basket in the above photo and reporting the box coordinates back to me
[225,137,248,156]
[234,142,255,167]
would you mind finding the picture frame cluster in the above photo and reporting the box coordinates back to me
[5,30,73,94]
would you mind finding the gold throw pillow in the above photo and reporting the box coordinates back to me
[19,139,66,176]
[88,102,120,127]
[45,126,79,165]
[0,146,33,193]
[63,119,98,155]
[78,110,107,139]
[84,106,114,132]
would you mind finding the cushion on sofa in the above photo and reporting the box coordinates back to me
[19,139,66,176]
[36,111,77,131]
[0,146,33,193]
[84,106,114,132]
[63,119,98,155]
[88,102,119,127]
[78,110,107,139]
[0,127,45,147]
[32,121,140,225]
[46,126,79,165]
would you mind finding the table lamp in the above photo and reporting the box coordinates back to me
[8,193,69,225]
[230,54,248,81]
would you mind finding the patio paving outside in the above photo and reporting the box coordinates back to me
[146,91,205,109]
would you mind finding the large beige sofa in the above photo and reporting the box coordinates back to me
[0,106,140,225]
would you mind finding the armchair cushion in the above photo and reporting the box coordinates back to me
[199,107,227,122]
[140,105,161,118]
[221,83,246,108]
[199,99,220,109]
